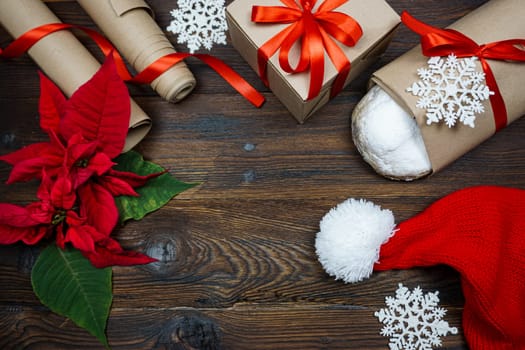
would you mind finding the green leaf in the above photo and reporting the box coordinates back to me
[113,150,198,223]
[31,245,112,348]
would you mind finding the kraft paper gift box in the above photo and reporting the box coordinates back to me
[370,0,525,174]
[226,0,400,123]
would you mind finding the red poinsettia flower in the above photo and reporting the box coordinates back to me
[0,170,155,268]
[0,54,129,185]
[0,55,158,268]
[0,170,74,246]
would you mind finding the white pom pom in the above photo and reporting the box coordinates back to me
[315,198,396,283]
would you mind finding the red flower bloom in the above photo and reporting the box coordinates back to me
[0,170,75,246]
[0,171,155,268]
[0,56,158,268]
[0,55,129,184]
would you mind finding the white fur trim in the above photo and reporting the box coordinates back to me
[315,198,396,283]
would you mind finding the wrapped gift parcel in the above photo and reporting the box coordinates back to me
[352,0,525,180]
[226,0,400,123]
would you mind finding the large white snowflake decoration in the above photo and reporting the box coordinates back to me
[406,54,494,128]
[167,0,227,53]
[375,284,458,350]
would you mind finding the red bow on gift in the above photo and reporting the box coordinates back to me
[252,0,362,100]
[402,11,525,131]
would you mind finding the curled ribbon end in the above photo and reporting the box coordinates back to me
[252,94,266,108]
[250,6,258,21]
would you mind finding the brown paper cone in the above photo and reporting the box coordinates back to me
[77,0,196,103]
[0,0,151,152]
[371,0,525,173]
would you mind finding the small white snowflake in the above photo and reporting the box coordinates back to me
[375,284,458,350]
[406,54,494,128]
[167,0,227,53]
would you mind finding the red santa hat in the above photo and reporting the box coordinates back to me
[315,185,525,350]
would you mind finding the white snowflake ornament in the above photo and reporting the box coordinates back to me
[406,54,494,128]
[375,284,458,350]
[167,0,227,53]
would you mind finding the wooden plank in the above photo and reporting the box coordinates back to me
[0,304,467,349]
[2,94,524,201]
[0,225,465,307]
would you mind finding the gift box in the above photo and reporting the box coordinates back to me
[370,0,525,174]
[226,0,400,123]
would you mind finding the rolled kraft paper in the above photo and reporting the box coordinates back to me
[354,0,525,180]
[0,0,152,152]
[77,0,197,103]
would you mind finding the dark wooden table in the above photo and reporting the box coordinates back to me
[1,0,523,349]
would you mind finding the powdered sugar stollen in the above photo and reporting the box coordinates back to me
[352,85,431,180]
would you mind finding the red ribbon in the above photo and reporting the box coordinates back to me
[0,23,265,108]
[251,0,362,100]
[402,11,525,131]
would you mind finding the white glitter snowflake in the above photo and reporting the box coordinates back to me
[406,54,494,128]
[375,284,458,350]
[167,0,227,53]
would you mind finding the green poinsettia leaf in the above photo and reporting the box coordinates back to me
[31,245,112,348]
[113,150,198,223]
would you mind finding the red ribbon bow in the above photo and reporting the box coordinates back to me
[0,23,265,108]
[402,11,525,131]
[252,0,362,100]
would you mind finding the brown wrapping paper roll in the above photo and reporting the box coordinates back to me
[371,0,525,173]
[0,0,152,152]
[77,0,196,103]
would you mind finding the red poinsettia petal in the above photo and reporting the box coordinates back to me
[77,182,118,236]
[36,170,53,202]
[48,130,67,151]
[0,142,48,165]
[26,202,54,224]
[21,226,49,245]
[50,175,76,210]
[82,241,157,268]
[7,158,51,184]
[56,225,66,249]
[98,175,139,197]
[0,224,47,245]
[38,71,66,135]
[65,225,96,253]
[66,133,97,163]
[71,167,96,190]
[87,152,114,176]
[0,203,43,227]
[2,143,64,184]
[59,55,130,158]
[106,168,166,189]
[65,136,115,188]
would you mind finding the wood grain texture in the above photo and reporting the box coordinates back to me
[1,0,523,349]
